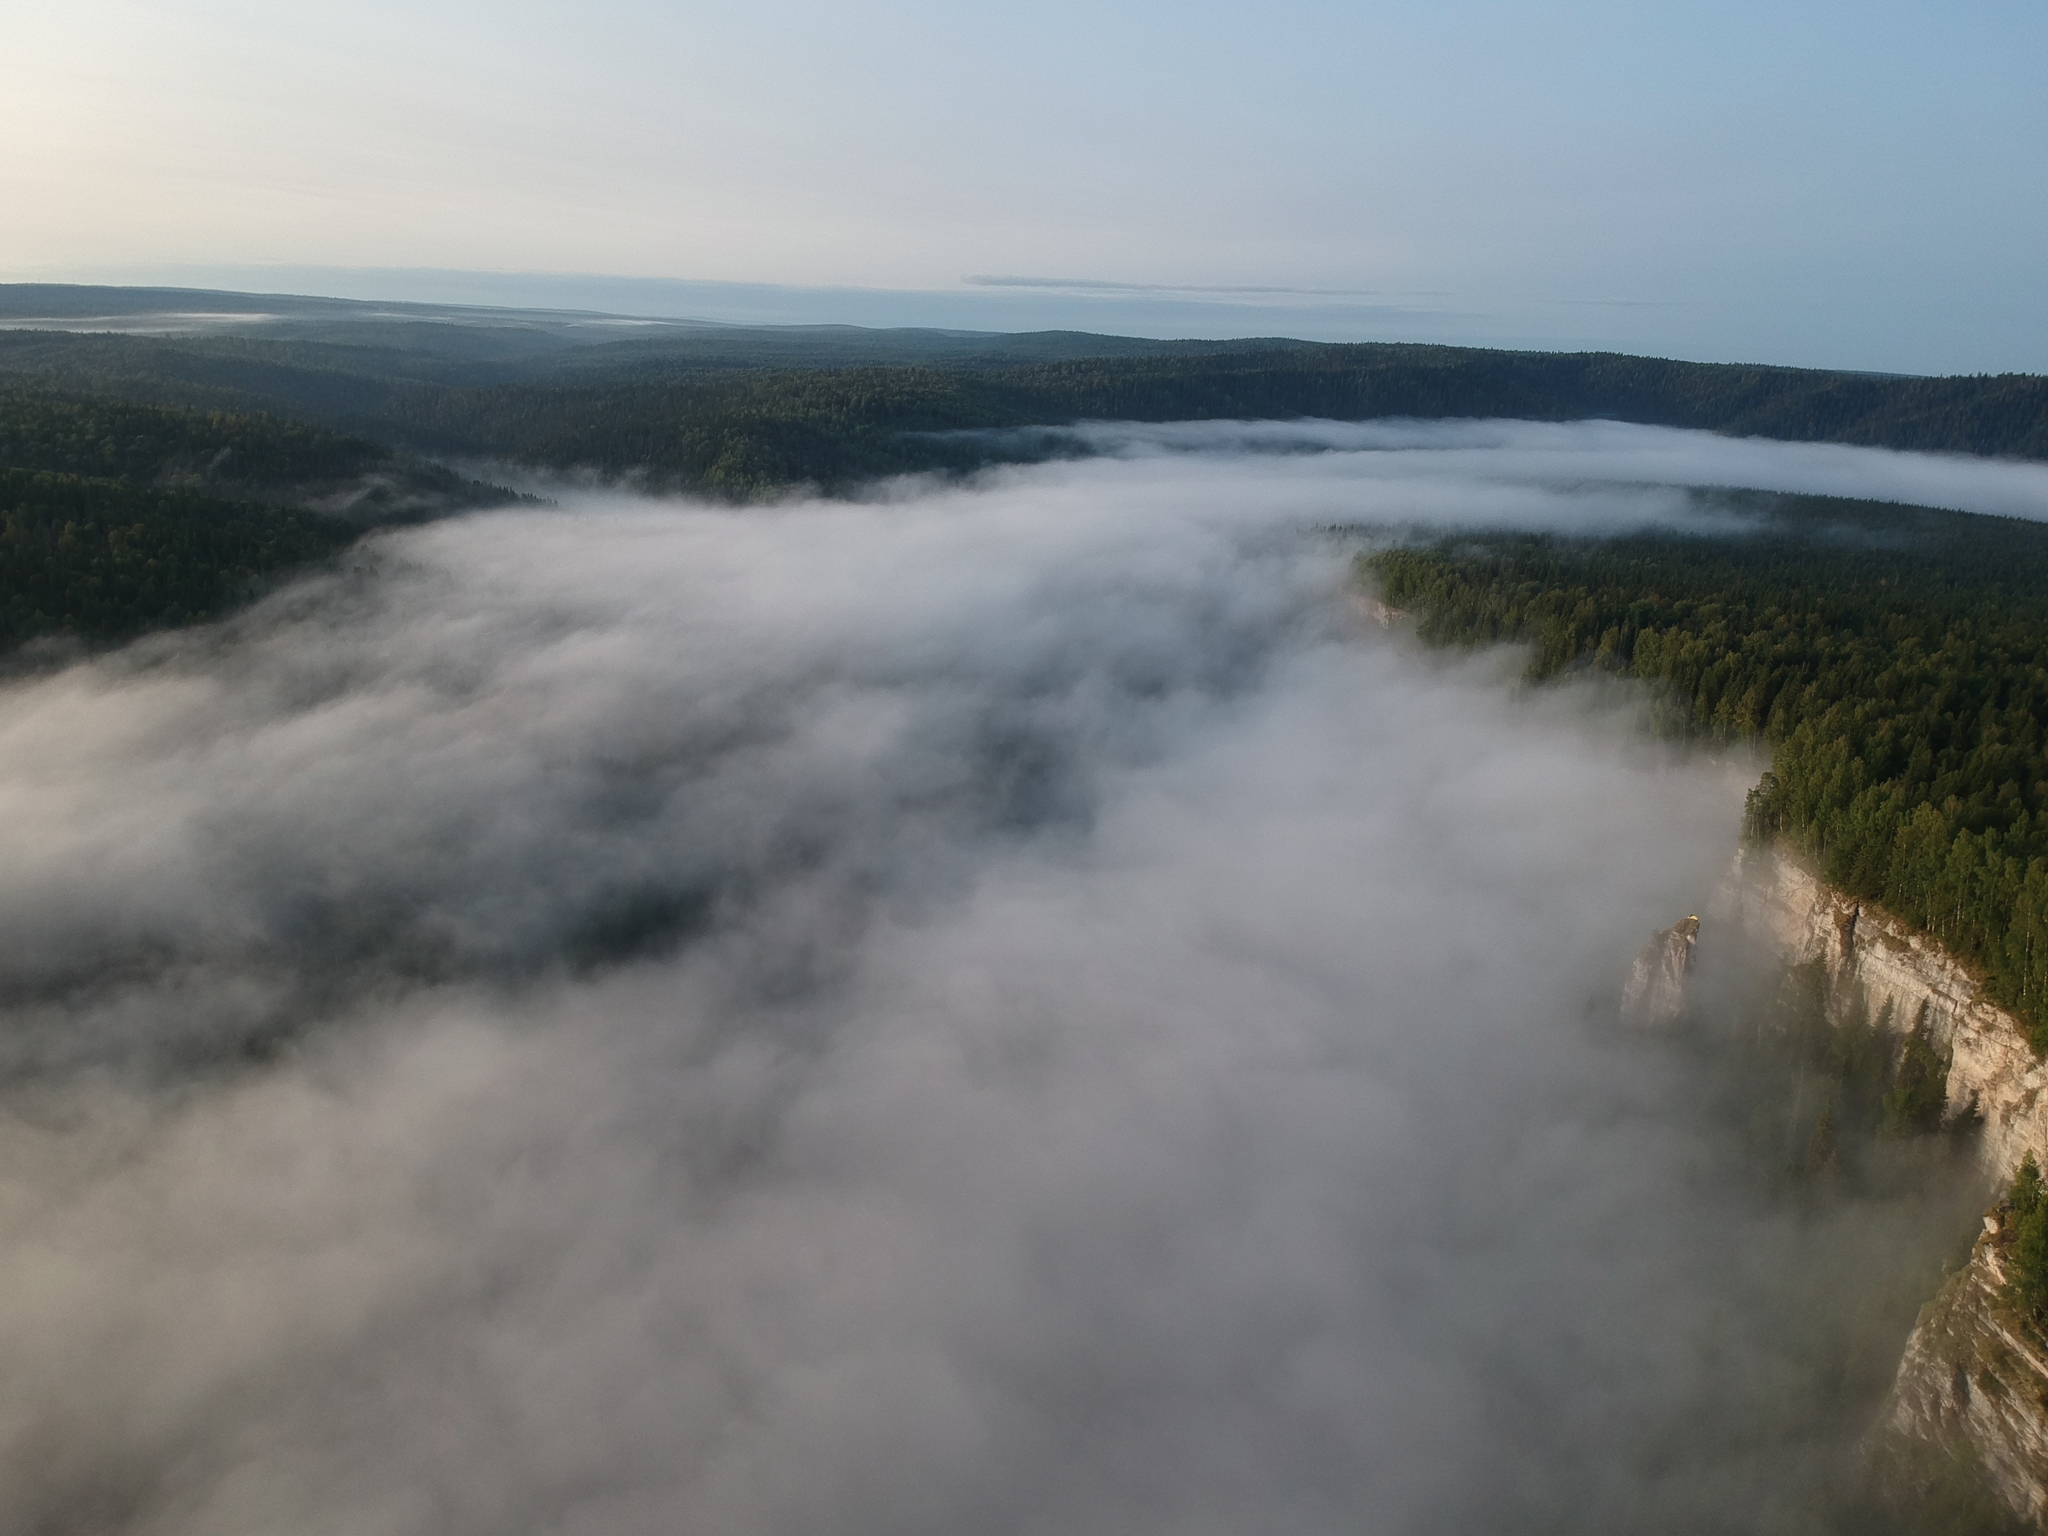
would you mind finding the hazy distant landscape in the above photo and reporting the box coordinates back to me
[8,2,2048,1531]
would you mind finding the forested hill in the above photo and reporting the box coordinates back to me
[2,319,2043,498]
[0,388,520,653]
[914,348,2048,461]
[0,388,514,520]
[390,351,2048,496]
[1368,495,2048,1053]
[0,468,357,653]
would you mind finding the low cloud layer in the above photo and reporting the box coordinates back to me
[0,438,1996,1534]
[1013,418,2048,524]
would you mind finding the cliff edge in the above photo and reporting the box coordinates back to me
[1721,846,2048,1181]
[1721,845,2048,1523]
[1884,1211,2048,1523]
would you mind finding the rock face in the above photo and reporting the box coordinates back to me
[1721,845,2048,1522]
[1620,914,1699,1028]
[1884,1216,2048,1523]
[1720,845,2048,1181]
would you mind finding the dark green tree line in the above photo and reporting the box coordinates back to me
[1368,494,2048,1051]
[0,468,355,649]
[0,387,386,486]
[5,329,2045,498]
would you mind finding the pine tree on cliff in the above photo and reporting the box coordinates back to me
[1801,1104,1842,1185]
[2004,1152,2048,1325]
[1880,1024,1949,1137]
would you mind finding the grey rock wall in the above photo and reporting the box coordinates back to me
[1885,1217,2048,1524]
[1720,845,2048,1524]
[1620,914,1698,1028]
[1719,846,2048,1183]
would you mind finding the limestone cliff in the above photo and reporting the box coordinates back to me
[1720,845,2048,1522]
[1620,914,1698,1028]
[1719,845,2048,1182]
[1883,1212,2048,1523]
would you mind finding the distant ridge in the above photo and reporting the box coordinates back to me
[1,284,2044,504]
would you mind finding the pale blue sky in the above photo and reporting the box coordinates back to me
[6,0,2044,372]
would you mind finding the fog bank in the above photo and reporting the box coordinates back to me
[0,443,1982,1534]
[1006,417,2048,523]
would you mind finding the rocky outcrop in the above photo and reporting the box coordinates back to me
[1884,1214,2048,1522]
[1620,914,1698,1028]
[1720,846,2048,1182]
[1721,845,2048,1523]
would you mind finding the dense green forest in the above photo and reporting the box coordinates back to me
[0,387,387,487]
[0,387,512,517]
[266,349,2048,497]
[0,467,356,650]
[1368,495,2048,1051]
[0,388,519,650]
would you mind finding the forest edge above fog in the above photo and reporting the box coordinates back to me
[3,281,2046,653]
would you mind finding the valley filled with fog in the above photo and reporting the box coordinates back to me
[3,426,2040,1535]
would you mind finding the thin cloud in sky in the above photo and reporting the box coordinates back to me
[963,275,1385,300]
[5,2,2045,370]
